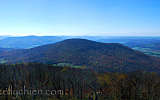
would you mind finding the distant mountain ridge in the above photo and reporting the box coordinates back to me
[1,39,160,72]
[0,36,69,49]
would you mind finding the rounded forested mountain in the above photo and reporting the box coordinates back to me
[1,39,160,72]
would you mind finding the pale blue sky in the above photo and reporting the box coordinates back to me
[0,0,160,36]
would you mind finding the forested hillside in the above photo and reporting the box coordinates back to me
[0,63,160,100]
[1,39,160,72]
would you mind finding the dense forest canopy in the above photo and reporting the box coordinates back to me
[0,63,160,100]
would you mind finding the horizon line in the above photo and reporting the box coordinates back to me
[1,35,160,37]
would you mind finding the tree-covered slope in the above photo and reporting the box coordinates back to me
[1,39,160,72]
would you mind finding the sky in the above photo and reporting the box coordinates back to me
[0,0,160,36]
